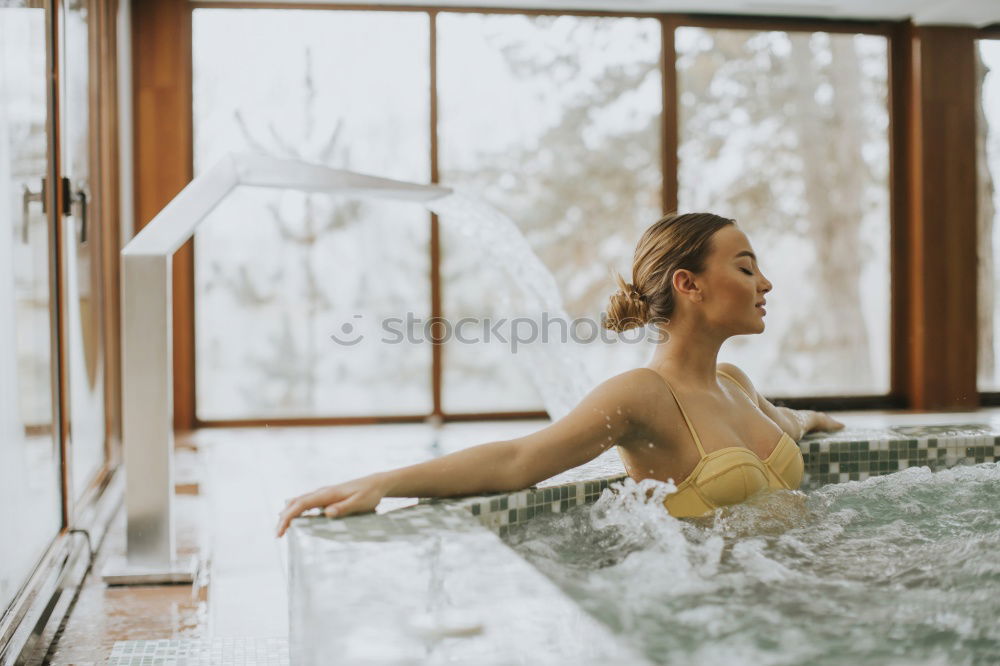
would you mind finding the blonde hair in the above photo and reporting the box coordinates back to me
[604,212,736,333]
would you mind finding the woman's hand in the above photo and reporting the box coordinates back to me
[275,474,388,538]
[810,411,846,433]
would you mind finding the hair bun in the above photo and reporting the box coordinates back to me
[624,283,646,302]
[604,273,650,333]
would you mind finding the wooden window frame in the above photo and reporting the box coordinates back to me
[133,1,983,429]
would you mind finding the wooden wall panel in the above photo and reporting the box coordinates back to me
[131,0,194,430]
[93,0,123,464]
[907,26,979,409]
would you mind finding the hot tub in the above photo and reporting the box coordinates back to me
[288,417,1000,665]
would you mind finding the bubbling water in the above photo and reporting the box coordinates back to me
[504,463,1000,666]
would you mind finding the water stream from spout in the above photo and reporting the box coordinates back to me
[425,190,595,421]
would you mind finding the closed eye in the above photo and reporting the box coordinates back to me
[739,268,753,275]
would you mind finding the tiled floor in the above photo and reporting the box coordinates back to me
[41,419,542,664]
[106,638,290,665]
[39,408,1000,663]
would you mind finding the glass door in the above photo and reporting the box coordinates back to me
[0,0,64,612]
[59,0,105,503]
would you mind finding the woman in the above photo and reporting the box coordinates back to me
[275,212,845,537]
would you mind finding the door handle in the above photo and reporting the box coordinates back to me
[76,189,88,244]
[20,178,46,244]
[61,176,88,244]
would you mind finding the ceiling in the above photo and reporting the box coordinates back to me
[205,0,1000,27]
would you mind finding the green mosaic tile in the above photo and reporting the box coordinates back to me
[300,427,1000,538]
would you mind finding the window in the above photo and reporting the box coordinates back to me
[676,27,891,396]
[977,38,1000,391]
[437,13,663,412]
[187,10,899,421]
[192,9,432,419]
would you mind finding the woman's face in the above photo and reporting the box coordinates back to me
[699,225,772,334]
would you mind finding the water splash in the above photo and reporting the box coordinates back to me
[505,463,1000,665]
[426,190,593,420]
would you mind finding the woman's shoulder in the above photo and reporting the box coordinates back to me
[613,367,670,392]
[715,362,760,405]
[582,368,669,417]
[599,368,674,421]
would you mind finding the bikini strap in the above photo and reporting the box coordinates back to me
[660,376,707,457]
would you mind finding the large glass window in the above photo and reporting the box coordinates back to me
[676,28,891,397]
[192,9,432,419]
[189,11,899,420]
[0,3,63,612]
[437,13,663,412]
[977,39,1000,391]
[61,0,106,499]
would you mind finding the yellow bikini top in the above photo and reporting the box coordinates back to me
[660,369,804,518]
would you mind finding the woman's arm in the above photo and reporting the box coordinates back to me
[770,405,820,440]
[387,370,644,494]
[275,369,649,536]
[716,363,844,440]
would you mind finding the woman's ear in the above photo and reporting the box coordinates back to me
[672,269,702,303]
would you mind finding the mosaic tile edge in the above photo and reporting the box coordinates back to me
[434,428,1000,536]
[293,427,1000,540]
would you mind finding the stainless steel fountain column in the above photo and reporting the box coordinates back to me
[103,154,450,584]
